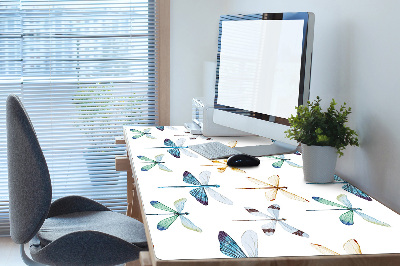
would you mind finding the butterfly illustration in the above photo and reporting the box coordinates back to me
[202,160,245,173]
[147,198,202,232]
[307,194,390,227]
[311,239,362,255]
[334,175,372,201]
[130,128,156,139]
[266,155,302,168]
[159,171,233,206]
[137,154,172,172]
[218,230,258,258]
[237,175,309,202]
[158,138,198,158]
[242,204,309,238]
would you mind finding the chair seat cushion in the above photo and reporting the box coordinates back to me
[37,211,147,248]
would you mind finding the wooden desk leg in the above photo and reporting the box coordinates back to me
[115,155,143,222]
[124,252,151,266]
[125,173,149,266]
[126,169,134,218]
[128,170,143,223]
[139,252,152,266]
[124,260,140,266]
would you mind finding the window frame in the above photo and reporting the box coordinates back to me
[156,0,170,126]
[0,0,170,237]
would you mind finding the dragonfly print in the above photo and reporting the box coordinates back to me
[130,128,156,139]
[218,230,258,258]
[266,155,302,168]
[202,159,245,174]
[173,131,212,140]
[159,171,233,206]
[307,194,390,227]
[239,204,309,238]
[154,138,198,158]
[147,198,202,232]
[237,175,309,202]
[155,126,177,131]
[311,239,362,255]
[137,154,172,172]
[201,141,243,172]
[334,175,372,201]
[228,140,238,148]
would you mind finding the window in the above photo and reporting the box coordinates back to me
[0,0,169,236]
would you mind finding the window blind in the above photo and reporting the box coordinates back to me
[0,0,159,236]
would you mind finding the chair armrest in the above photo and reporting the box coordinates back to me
[47,196,110,218]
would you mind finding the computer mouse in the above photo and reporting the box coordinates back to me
[227,154,260,167]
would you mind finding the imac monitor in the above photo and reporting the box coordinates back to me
[213,12,315,156]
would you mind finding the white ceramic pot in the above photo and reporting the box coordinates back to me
[302,144,338,183]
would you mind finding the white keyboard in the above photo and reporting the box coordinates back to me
[188,142,243,160]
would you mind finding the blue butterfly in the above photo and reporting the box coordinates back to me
[334,175,372,201]
[218,230,258,258]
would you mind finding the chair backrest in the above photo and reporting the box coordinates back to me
[7,94,52,244]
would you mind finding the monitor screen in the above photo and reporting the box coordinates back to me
[217,19,304,118]
[213,13,314,156]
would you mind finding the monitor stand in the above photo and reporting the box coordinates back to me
[233,140,298,157]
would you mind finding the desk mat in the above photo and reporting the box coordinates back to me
[124,126,400,260]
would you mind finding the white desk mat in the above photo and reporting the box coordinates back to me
[124,126,400,260]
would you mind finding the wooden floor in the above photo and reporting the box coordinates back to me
[0,237,26,266]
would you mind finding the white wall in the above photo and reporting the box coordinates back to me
[170,0,228,124]
[170,0,400,213]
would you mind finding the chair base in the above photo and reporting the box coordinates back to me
[20,244,45,266]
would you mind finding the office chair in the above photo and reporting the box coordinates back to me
[6,94,148,265]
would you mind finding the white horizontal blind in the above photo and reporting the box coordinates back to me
[0,0,23,237]
[0,0,159,236]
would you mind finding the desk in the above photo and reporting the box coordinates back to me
[121,126,400,266]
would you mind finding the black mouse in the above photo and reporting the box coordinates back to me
[227,154,260,167]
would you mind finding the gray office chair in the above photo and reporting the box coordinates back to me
[6,94,148,265]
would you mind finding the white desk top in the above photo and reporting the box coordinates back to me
[124,126,400,261]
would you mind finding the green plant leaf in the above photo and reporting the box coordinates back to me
[285,97,359,157]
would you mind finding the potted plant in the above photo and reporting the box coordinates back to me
[285,96,359,183]
[73,83,135,185]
